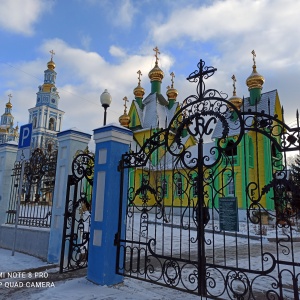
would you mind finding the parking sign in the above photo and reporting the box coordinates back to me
[18,123,32,149]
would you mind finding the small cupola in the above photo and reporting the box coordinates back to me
[119,96,131,128]
[148,47,164,94]
[228,75,243,111]
[246,50,265,105]
[47,49,56,70]
[133,70,145,109]
[166,72,178,109]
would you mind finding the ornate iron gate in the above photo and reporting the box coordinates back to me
[116,59,300,299]
[6,147,57,227]
[60,148,94,273]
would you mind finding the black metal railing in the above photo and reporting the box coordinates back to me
[6,148,57,228]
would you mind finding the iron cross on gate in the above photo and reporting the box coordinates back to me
[186,59,217,97]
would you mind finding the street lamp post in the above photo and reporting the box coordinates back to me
[100,89,112,126]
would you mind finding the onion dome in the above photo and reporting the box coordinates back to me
[119,113,130,127]
[166,72,178,100]
[148,63,164,82]
[47,49,56,70]
[119,96,131,128]
[148,46,164,82]
[134,70,145,98]
[47,59,56,70]
[229,75,243,111]
[246,50,264,90]
[6,100,12,109]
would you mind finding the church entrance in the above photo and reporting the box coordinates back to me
[115,59,300,299]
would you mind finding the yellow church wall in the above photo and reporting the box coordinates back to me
[130,167,211,209]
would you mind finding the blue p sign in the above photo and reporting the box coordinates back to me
[18,123,32,148]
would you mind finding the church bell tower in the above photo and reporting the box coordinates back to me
[28,50,65,149]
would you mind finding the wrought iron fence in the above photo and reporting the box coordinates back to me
[6,147,57,227]
[116,59,300,299]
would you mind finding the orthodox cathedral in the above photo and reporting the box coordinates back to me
[119,47,283,216]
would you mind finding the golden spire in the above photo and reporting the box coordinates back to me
[133,70,145,98]
[246,49,264,90]
[229,75,242,110]
[119,96,131,128]
[47,49,56,70]
[6,93,13,109]
[148,47,164,82]
[166,71,178,100]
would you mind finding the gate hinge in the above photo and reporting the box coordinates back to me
[114,232,120,246]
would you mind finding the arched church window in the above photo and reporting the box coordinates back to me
[32,117,37,129]
[49,118,55,131]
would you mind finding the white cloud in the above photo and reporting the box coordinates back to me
[114,0,137,27]
[79,33,92,51]
[109,46,127,58]
[0,0,52,35]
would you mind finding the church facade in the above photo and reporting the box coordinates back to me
[119,48,284,219]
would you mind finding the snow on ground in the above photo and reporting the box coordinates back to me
[1,213,299,299]
[0,248,199,300]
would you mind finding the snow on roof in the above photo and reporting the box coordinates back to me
[141,93,179,129]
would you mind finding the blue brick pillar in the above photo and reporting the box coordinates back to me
[87,124,132,285]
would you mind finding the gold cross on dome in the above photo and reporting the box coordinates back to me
[137,70,142,86]
[8,93,12,102]
[170,72,175,88]
[49,49,55,60]
[123,96,129,113]
[251,50,256,66]
[153,46,160,65]
[231,75,236,96]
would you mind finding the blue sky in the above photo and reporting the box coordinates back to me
[1,0,300,135]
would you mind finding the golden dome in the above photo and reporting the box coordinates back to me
[246,50,264,90]
[119,113,131,127]
[166,72,178,100]
[119,96,131,127]
[229,95,243,111]
[47,59,56,70]
[166,87,178,99]
[6,101,12,109]
[148,63,164,82]
[133,85,145,98]
[229,75,243,111]
[246,65,264,90]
